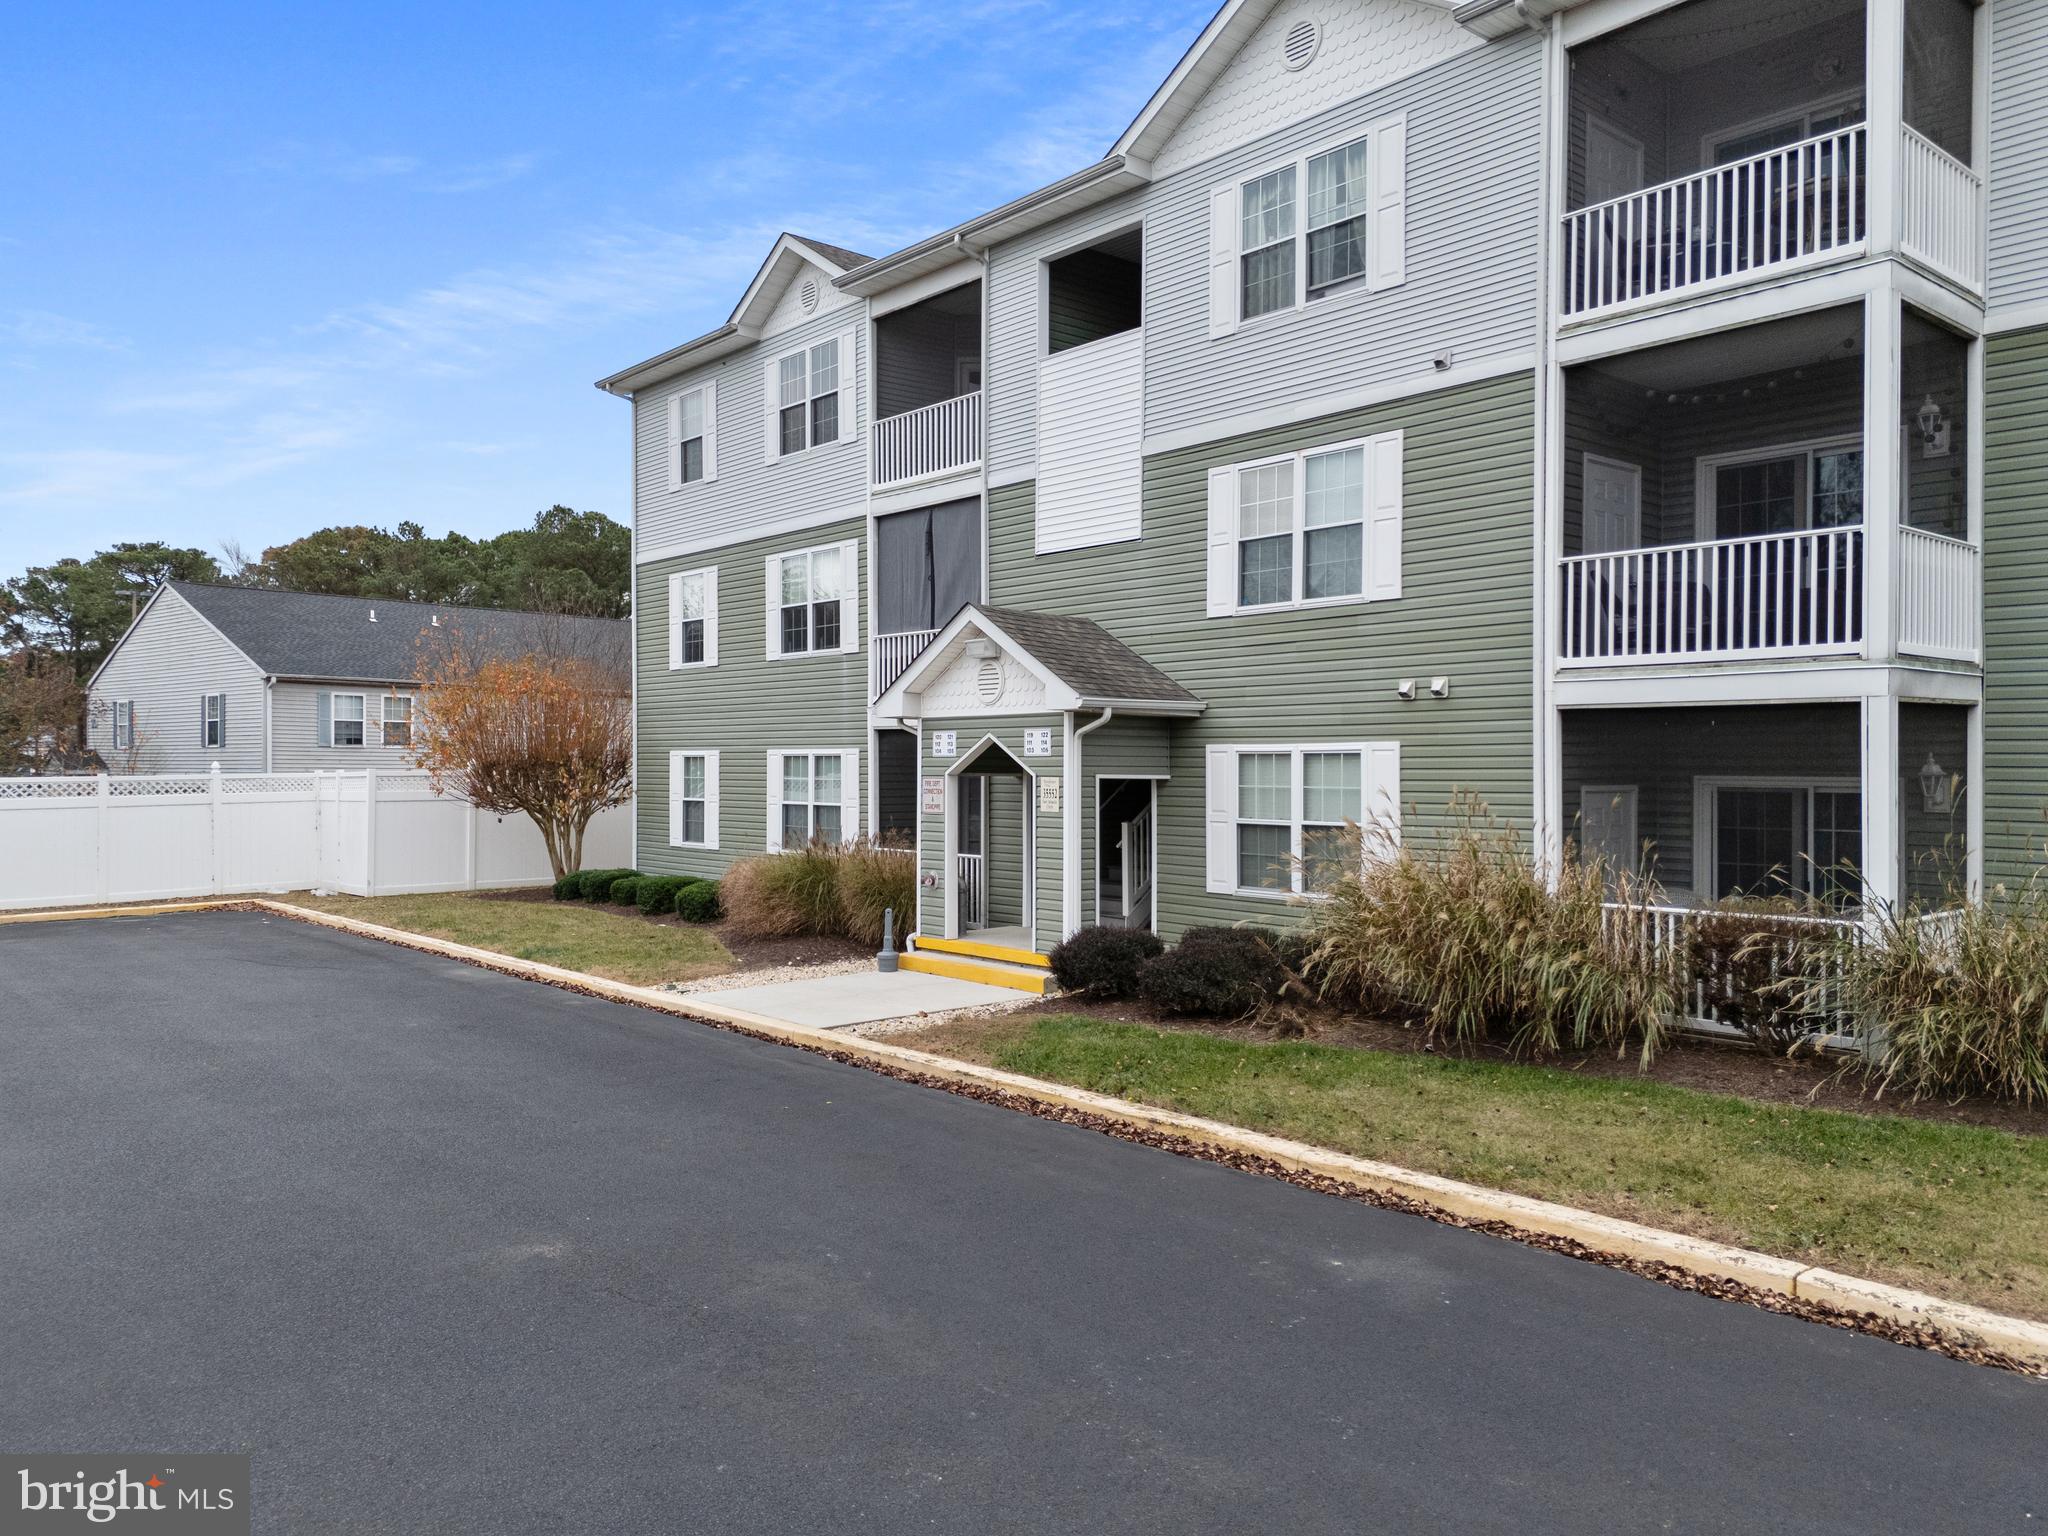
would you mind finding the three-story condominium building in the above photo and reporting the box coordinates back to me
[601,0,2044,976]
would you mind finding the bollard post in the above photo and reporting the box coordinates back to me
[876,906,899,973]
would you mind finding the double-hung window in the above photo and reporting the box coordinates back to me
[382,694,413,747]
[1209,117,1404,337]
[112,700,133,752]
[766,542,857,658]
[669,750,719,849]
[331,693,366,747]
[1206,743,1397,897]
[667,567,717,669]
[772,337,843,457]
[667,383,714,488]
[202,692,224,749]
[1209,433,1399,615]
[769,749,857,850]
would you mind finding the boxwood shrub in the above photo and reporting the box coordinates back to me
[576,867,635,902]
[674,879,722,924]
[1137,927,1288,1019]
[608,875,643,906]
[635,875,691,916]
[1048,925,1164,999]
[551,871,585,901]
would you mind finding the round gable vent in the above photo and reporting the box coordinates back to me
[1282,18,1321,70]
[798,277,820,313]
[976,659,1005,705]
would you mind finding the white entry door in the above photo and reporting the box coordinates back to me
[1580,784,1640,877]
[1584,114,1645,206]
[1583,455,1642,555]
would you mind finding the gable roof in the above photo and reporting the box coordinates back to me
[160,582,627,685]
[875,603,1203,718]
[595,232,872,396]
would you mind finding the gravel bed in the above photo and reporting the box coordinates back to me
[847,993,1040,1038]
[660,957,873,995]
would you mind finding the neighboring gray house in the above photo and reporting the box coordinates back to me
[86,582,627,775]
[599,0,2038,992]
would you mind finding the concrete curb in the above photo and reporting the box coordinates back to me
[16,896,2048,1371]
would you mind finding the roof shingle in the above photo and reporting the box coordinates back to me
[973,606,1200,707]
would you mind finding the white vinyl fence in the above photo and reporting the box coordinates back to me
[0,769,632,911]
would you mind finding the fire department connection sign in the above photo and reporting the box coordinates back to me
[920,777,944,816]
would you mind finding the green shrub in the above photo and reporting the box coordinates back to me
[608,875,643,906]
[551,871,584,901]
[721,841,910,942]
[1306,798,1673,1062]
[674,879,723,924]
[1806,884,2048,1103]
[1137,927,1286,1018]
[1049,925,1164,999]
[635,875,690,916]
[576,867,635,902]
[835,842,916,946]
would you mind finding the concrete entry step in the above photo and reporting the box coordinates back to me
[915,934,1052,969]
[899,950,1055,994]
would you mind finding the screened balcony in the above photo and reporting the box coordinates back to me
[872,281,982,490]
[871,497,981,699]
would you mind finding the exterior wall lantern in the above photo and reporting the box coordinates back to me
[1919,752,1955,814]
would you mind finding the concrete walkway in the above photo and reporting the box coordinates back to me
[703,967,1024,1028]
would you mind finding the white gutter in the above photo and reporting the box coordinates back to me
[1062,707,1115,940]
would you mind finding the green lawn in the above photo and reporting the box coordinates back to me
[920,1013,2048,1321]
[285,891,732,987]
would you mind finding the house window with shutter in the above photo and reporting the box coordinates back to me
[331,693,366,747]
[1205,743,1399,898]
[1209,115,1407,337]
[772,337,842,457]
[1208,432,1400,616]
[382,694,413,747]
[767,542,858,658]
[781,753,843,847]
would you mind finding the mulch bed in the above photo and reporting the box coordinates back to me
[474,886,868,973]
[1010,994,2048,1139]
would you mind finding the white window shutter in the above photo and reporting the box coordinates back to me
[666,393,684,492]
[1365,431,1404,602]
[668,750,686,847]
[1204,745,1238,893]
[764,355,783,462]
[217,694,227,749]
[764,555,782,657]
[1205,465,1238,617]
[367,693,383,748]
[1207,183,1239,338]
[1365,742,1402,846]
[702,379,718,482]
[1368,113,1407,291]
[703,567,719,667]
[667,571,684,670]
[838,329,859,441]
[837,538,860,654]
[765,751,786,852]
[703,750,721,848]
[839,749,860,843]
[316,691,332,748]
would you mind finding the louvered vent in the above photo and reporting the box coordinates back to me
[1281,19,1320,70]
[799,278,820,313]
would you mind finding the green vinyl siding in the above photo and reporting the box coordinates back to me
[635,517,868,877]
[1983,326,2048,887]
[991,371,1537,938]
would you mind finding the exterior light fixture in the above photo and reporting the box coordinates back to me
[1917,394,1951,457]
[1919,753,1954,813]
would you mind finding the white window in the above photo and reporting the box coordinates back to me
[331,693,366,747]
[201,692,225,749]
[767,749,860,850]
[1695,778,1862,907]
[667,567,718,669]
[112,700,133,751]
[1207,432,1402,616]
[1207,116,1406,338]
[1204,743,1400,897]
[381,694,413,747]
[667,382,716,489]
[765,541,859,658]
[669,749,719,849]
[767,334,852,459]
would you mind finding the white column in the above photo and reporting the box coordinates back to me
[1866,0,1904,256]
[1862,690,1902,917]
[1862,286,1902,663]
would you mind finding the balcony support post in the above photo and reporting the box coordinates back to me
[1861,287,1902,664]
[1867,0,1905,257]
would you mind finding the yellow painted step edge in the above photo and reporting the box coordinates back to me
[898,951,1053,994]
[914,934,1052,967]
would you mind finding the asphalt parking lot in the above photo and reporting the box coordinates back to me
[2,910,2042,1533]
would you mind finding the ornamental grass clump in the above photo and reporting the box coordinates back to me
[722,841,911,943]
[1305,800,1675,1063]
[834,841,917,947]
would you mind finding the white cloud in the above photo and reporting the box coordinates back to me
[3,310,127,352]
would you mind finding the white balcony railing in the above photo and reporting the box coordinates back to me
[1562,126,1866,319]
[1559,526,1864,666]
[872,627,938,699]
[1601,901,1861,1042]
[873,391,981,490]
[1899,125,1985,292]
[1899,525,1981,661]
[957,852,987,929]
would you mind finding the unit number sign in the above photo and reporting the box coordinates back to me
[930,731,957,757]
[1023,728,1053,757]
[1037,776,1062,814]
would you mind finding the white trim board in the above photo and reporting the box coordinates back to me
[636,503,866,568]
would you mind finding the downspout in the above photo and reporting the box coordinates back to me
[1063,707,1114,939]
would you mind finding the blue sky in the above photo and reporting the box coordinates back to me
[0,0,1215,575]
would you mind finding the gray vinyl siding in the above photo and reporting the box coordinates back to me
[1981,324,2048,886]
[981,33,1541,480]
[632,307,868,558]
[917,715,1063,940]
[635,517,869,878]
[87,587,265,774]
[1989,0,2048,309]
[988,370,1536,941]
[269,682,427,772]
